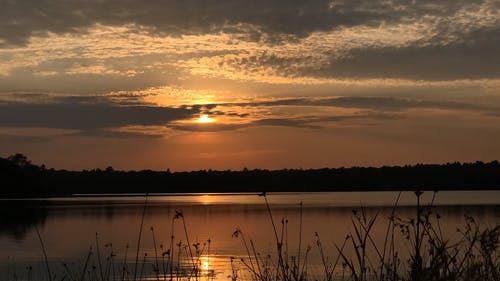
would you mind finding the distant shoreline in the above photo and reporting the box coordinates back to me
[2,191,500,210]
[2,186,500,199]
[3,188,500,199]
[2,154,500,198]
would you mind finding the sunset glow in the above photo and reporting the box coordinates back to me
[196,114,215,123]
[2,3,500,281]
[0,0,499,170]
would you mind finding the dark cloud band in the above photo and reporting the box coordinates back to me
[0,0,486,47]
[0,103,200,130]
[0,95,498,135]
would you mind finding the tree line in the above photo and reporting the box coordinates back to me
[1,153,500,197]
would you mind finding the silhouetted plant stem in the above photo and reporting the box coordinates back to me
[263,194,279,245]
[301,245,311,280]
[80,247,92,281]
[284,218,289,277]
[169,215,176,281]
[151,227,160,281]
[263,194,288,281]
[27,265,33,281]
[176,241,181,281]
[104,243,116,281]
[412,190,423,281]
[95,232,105,281]
[63,263,76,281]
[120,244,128,281]
[139,253,147,281]
[34,225,52,281]
[134,194,148,281]
[233,227,257,276]
[297,201,303,279]
[315,232,330,281]
[160,244,166,281]
[180,213,197,277]
[330,235,349,281]
[380,191,401,280]
[250,239,263,279]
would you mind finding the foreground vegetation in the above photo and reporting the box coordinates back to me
[230,192,500,281]
[2,192,499,281]
[2,154,500,197]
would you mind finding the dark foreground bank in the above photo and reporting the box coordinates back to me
[2,154,500,197]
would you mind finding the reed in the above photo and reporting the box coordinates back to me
[134,194,148,281]
[233,192,500,281]
[34,225,52,281]
[21,197,213,281]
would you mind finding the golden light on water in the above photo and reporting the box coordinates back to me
[195,114,215,123]
[200,194,213,205]
[201,256,210,271]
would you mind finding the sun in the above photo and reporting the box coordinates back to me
[196,114,215,123]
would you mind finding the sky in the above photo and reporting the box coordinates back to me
[1,0,500,171]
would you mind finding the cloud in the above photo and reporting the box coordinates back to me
[0,134,52,143]
[172,0,499,82]
[300,29,500,80]
[68,128,166,139]
[208,24,500,81]
[0,94,498,136]
[0,102,201,130]
[222,96,500,113]
[1,0,498,88]
[0,0,490,47]
[167,122,248,132]
[169,109,404,132]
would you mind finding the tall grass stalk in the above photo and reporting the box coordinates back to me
[120,244,128,281]
[151,226,160,281]
[297,201,303,281]
[34,225,52,281]
[263,193,288,281]
[95,232,105,281]
[133,194,148,281]
[79,247,92,281]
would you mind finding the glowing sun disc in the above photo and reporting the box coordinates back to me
[196,114,214,123]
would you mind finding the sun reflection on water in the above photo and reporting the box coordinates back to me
[200,256,211,271]
[200,194,213,205]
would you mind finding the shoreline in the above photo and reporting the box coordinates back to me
[2,186,500,199]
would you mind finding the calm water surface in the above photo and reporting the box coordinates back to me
[1,191,499,280]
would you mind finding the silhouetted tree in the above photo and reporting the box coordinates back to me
[7,153,31,167]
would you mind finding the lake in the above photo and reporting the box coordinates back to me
[1,191,499,281]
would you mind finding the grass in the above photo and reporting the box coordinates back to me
[3,192,499,281]
[9,210,214,281]
[231,192,500,281]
